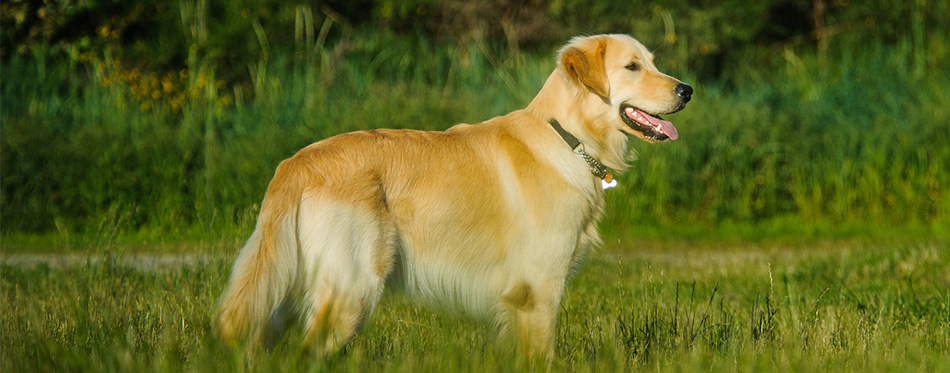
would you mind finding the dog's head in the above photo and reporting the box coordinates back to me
[556,34,691,159]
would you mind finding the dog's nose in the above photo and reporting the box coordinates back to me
[675,83,693,102]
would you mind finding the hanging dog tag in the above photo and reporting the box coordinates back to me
[601,173,617,190]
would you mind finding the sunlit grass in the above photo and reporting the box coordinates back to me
[2,238,948,371]
[3,4,948,371]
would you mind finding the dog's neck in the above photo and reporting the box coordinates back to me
[526,70,631,174]
[546,117,581,150]
[547,118,613,185]
[527,71,610,156]
[526,72,616,187]
[526,71,575,128]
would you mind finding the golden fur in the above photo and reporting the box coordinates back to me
[215,34,691,359]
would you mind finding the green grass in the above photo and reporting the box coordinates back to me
[3,3,948,371]
[3,238,949,372]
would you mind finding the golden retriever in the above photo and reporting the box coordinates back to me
[215,34,692,359]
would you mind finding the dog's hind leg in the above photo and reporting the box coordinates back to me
[294,193,398,356]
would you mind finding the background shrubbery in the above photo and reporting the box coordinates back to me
[2,0,948,240]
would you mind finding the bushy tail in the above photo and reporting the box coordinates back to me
[215,160,304,345]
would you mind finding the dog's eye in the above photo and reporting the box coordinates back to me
[626,62,639,71]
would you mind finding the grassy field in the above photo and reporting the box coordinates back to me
[3,237,948,372]
[3,2,949,371]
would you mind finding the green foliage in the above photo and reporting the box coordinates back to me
[2,239,948,371]
[604,33,950,236]
[2,1,949,238]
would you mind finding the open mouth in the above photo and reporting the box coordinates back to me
[620,105,679,141]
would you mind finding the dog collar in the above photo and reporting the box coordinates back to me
[548,119,616,189]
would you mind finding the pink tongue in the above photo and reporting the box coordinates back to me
[637,109,678,140]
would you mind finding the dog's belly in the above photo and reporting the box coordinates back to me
[384,199,517,317]
[389,249,508,317]
[382,202,589,319]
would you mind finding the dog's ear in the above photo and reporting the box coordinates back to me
[559,37,609,98]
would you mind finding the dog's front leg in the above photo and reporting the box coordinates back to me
[496,281,562,364]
